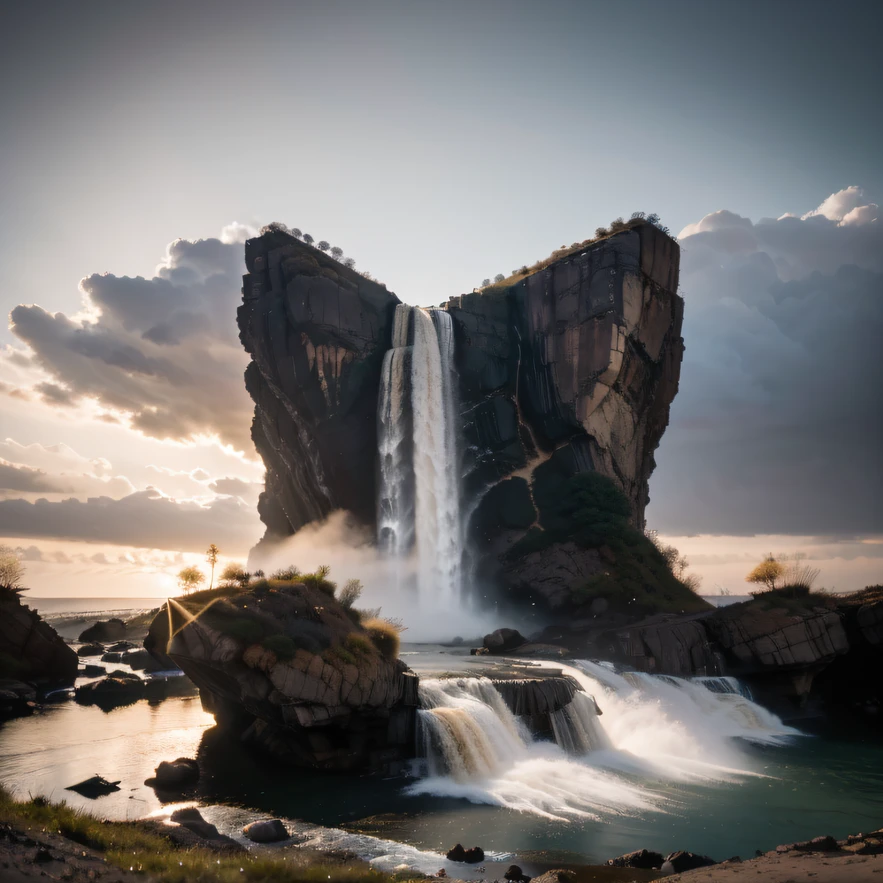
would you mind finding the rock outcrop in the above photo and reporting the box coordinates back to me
[145,582,419,771]
[0,589,78,684]
[238,230,400,543]
[239,223,686,609]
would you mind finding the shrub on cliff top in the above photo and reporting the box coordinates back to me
[302,564,336,597]
[262,633,297,660]
[362,617,401,661]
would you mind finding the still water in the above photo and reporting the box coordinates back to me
[1,650,880,867]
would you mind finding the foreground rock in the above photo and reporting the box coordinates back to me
[607,848,664,869]
[146,582,419,771]
[243,819,290,843]
[0,680,37,719]
[65,775,120,798]
[0,589,78,685]
[483,628,527,653]
[660,850,716,874]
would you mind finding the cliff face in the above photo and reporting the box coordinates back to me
[239,224,686,608]
[238,231,399,543]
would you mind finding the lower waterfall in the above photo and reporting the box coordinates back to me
[377,304,464,605]
[407,664,799,821]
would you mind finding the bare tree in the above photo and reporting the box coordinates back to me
[0,545,25,592]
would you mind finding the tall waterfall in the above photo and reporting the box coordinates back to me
[408,663,799,822]
[377,305,463,603]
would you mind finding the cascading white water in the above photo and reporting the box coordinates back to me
[408,663,800,821]
[377,305,464,604]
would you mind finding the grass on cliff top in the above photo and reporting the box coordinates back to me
[0,786,409,883]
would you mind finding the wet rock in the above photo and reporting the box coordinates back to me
[793,835,840,852]
[78,619,126,643]
[446,844,484,864]
[470,647,489,656]
[81,664,106,677]
[504,864,530,883]
[0,680,37,719]
[483,628,527,653]
[148,757,200,789]
[607,848,664,869]
[121,648,164,672]
[75,673,145,709]
[76,643,104,657]
[242,819,290,843]
[65,775,120,798]
[100,651,123,663]
[491,677,579,716]
[660,851,716,874]
[107,641,135,652]
[169,807,228,843]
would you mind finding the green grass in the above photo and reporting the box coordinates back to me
[0,786,411,883]
[262,633,298,660]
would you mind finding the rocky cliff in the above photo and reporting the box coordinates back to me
[239,223,688,610]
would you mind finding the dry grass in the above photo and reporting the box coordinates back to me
[362,618,401,660]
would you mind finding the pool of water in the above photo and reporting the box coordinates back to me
[1,650,881,867]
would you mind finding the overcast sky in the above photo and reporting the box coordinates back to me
[0,0,880,597]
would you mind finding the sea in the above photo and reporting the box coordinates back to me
[1,595,880,872]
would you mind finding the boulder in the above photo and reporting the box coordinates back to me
[242,819,290,843]
[75,673,145,709]
[100,651,123,663]
[107,641,135,652]
[79,619,126,643]
[148,583,419,772]
[504,865,530,883]
[121,648,165,672]
[76,643,104,657]
[660,851,716,874]
[65,775,120,798]
[170,807,228,843]
[0,679,37,719]
[607,848,664,869]
[445,844,484,863]
[149,757,200,789]
[483,628,528,653]
[81,664,106,677]
[0,591,78,683]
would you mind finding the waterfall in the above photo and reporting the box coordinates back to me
[377,305,463,603]
[408,663,800,821]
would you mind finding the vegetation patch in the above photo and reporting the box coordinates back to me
[0,786,404,883]
[362,618,401,660]
[262,633,298,660]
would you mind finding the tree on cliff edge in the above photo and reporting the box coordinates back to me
[178,566,205,594]
[206,543,220,589]
[0,545,25,593]
[746,555,784,592]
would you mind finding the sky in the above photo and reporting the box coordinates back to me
[0,0,880,598]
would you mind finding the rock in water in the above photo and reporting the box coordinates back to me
[147,583,419,772]
[607,848,664,869]
[446,844,485,863]
[79,619,127,643]
[483,628,527,653]
[243,819,290,843]
[148,757,200,789]
[0,590,78,684]
[66,775,121,798]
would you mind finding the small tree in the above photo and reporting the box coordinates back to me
[494,273,505,283]
[481,278,491,287]
[220,562,250,589]
[595,227,609,238]
[317,240,331,252]
[746,555,784,592]
[271,565,301,581]
[0,545,25,593]
[343,257,355,269]
[338,578,363,609]
[205,543,220,589]
[291,227,303,239]
[330,246,343,261]
[303,233,314,245]
[177,566,205,594]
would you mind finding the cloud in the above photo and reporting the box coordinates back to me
[0,439,134,499]
[0,490,261,554]
[208,476,261,503]
[7,234,254,451]
[649,188,883,537]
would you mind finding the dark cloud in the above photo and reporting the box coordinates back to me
[649,189,883,537]
[0,460,58,493]
[8,236,254,451]
[0,490,260,554]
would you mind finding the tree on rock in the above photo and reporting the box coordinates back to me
[178,566,205,594]
[494,273,505,283]
[746,555,784,592]
[317,240,330,252]
[220,562,251,589]
[481,278,491,287]
[0,545,25,593]
[291,228,303,239]
[205,544,220,589]
[330,246,343,261]
[343,257,356,269]
[303,233,314,245]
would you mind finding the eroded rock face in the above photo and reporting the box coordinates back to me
[0,590,77,684]
[146,583,419,771]
[239,225,685,609]
[238,231,400,543]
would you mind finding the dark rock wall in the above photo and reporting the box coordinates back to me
[0,592,78,683]
[239,225,684,606]
[238,232,400,543]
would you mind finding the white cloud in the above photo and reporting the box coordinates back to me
[649,187,883,538]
